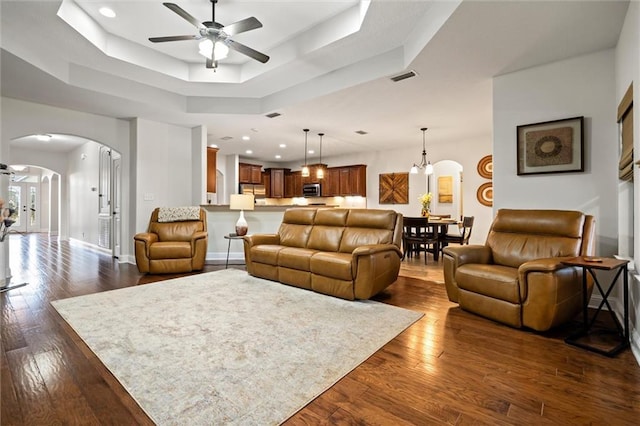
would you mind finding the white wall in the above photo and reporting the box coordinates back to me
[616,0,640,363]
[493,49,619,256]
[67,141,101,244]
[131,118,195,237]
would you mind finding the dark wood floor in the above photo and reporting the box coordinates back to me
[2,233,639,425]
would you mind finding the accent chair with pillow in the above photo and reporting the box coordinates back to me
[134,206,208,274]
[443,209,595,331]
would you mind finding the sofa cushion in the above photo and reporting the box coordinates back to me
[250,245,283,265]
[149,241,192,259]
[456,264,521,303]
[310,252,354,281]
[278,247,317,271]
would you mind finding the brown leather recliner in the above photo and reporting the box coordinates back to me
[134,207,208,274]
[443,209,595,331]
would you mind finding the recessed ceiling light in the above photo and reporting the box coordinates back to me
[35,134,52,142]
[242,136,250,141]
[275,155,281,159]
[279,144,286,148]
[308,150,315,154]
[245,150,253,154]
[209,144,218,148]
[99,7,116,18]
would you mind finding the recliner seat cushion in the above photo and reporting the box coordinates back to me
[456,264,520,303]
[250,245,283,265]
[310,252,354,281]
[278,247,317,271]
[149,241,192,259]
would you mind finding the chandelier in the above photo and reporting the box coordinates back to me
[410,127,433,175]
[316,132,325,179]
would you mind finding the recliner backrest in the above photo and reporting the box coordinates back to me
[277,207,400,253]
[486,209,589,268]
[148,208,206,242]
[278,208,317,248]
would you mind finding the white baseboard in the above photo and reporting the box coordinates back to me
[68,238,112,256]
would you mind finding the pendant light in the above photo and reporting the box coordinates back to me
[301,129,310,177]
[316,132,325,179]
[410,127,433,175]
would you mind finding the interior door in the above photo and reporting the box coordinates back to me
[111,152,122,259]
[7,182,39,233]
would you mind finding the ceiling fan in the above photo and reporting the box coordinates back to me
[149,0,269,70]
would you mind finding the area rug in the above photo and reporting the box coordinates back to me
[51,269,423,425]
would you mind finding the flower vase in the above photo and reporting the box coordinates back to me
[421,207,430,218]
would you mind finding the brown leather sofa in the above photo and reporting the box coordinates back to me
[243,208,403,300]
[134,207,208,274]
[443,209,595,331]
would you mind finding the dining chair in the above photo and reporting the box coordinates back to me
[402,217,439,264]
[440,216,474,252]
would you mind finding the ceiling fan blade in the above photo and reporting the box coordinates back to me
[222,17,263,36]
[163,2,203,29]
[149,35,197,43]
[227,39,270,63]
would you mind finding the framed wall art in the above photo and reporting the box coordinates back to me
[477,155,493,179]
[379,172,409,204]
[517,116,584,175]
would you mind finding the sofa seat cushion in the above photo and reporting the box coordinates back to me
[149,241,191,259]
[310,252,354,281]
[278,247,318,271]
[456,264,521,303]
[250,245,284,266]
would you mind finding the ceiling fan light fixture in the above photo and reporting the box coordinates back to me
[198,39,214,58]
[214,41,229,60]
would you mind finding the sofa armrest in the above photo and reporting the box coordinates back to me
[443,245,492,266]
[352,244,402,258]
[244,234,280,247]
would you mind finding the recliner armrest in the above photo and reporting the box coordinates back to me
[134,232,158,246]
[443,245,492,266]
[518,257,577,283]
[191,231,208,241]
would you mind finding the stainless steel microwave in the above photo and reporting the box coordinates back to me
[302,183,321,197]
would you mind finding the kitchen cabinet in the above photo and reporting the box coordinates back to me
[323,168,340,196]
[264,168,289,198]
[285,171,301,198]
[337,165,367,196]
[206,147,218,193]
[239,163,263,184]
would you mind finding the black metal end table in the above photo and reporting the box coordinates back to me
[561,256,630,357]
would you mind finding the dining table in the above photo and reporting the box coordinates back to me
[404,216,460,261]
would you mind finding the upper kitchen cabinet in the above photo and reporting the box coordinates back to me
[206,147,218,193]
[337,165,367,196]
[239,163,263,184]
[264,168,290,198]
